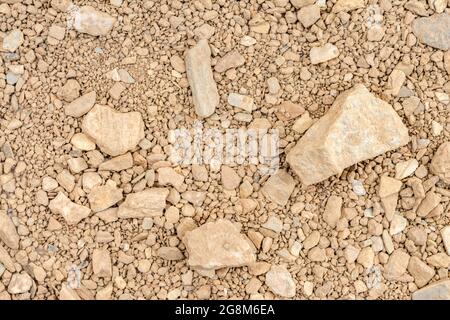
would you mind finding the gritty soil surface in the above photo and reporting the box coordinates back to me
[0,0,449,300]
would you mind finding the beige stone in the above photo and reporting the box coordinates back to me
[292,112,314,134]
[64,91,96,117]
[261,170,295,206]
[332,0,365,13]
[118,188,169,218]
[417,191,441,217]
[0,244,15,272]
[49,192,91,225]
[441,226,450,256]
[73,6,116,36]
[221,166,241,190]
[82,104,145,157]
[412,280,450,300]
[71,133,96,151]
[384,250,410,280]
[57,79,81,102]
[298,5,320,28]
[157,167,185,190]
[310,43,339,64]
[0,210,19,250]
[158,247,184,260]
[7,273,33,294]
[98,153,133,171]
[379,176,402,198]
[408,256,435,288]
[430,142,450,184]
[88,183,123,213]
[275,101,305,121]
[182,219,256,270]
[265,265,296,298]
[92,249,112,278]
[395,159,419,180]
[215,50,245,73]
[323,195,342,228]
[286,84,409,185]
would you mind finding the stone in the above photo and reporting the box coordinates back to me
[430,0,448,13]
[158,247,184,261]
[118,188,169,218]
[290,0,316,8]
[384,250,410,280]
[227,93,254,112]
[352,179,366,196]
[405,1,429,16]
[71,133,96,151]
[0,244,15,272]
[59,285,81,300]
[88,183,123,213]
[182,219,256,270]
[48,25,66,41]
[275,101,305,121]
[73,6,116,36]
[0,210,19,250]
[417,191,441,217]
[240,35,257,46]
[332,0,365,13]
[427,253,450,268]
[221,166,241,190]
[385,69,406,96]
[323,195,342,228]
[441,226,450,256]
[64,91,96,118]
[49,192,91,225]
[92,249,112,278]
[286,84,409,185]
[249,17,271,34]
[292,112,314,134]
[56,170,75,192]
[357,247,374,269]
[262,216,283,233]
[408,257,435,288]
[2,29,23,52]
[82,104,145,157]
[7,273,33,294]
[42,177,58,191]
[412,13,450,50]
[412,280,450,300]
[98,153,133,171]
[444,51,450,74]
[430,142,450,184]
[215,50,245,73]
[261,170,295,206]
[298,5,320,28]
[407,226,427,246]
[381,193,398,222]
[57,79,81,102]
[182,191,206,206]
[395,159,419,180]
[344,245,360,263]
[379,176,402,198]
[390,214,408,235]
[109,82,125,100]
[265,265,296,298]
[185,40,219,118]
[310,43,339,64]
[67,157,88,174]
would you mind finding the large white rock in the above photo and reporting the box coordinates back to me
[182,219,256,270]
[286,84,409,185]
[118,188,169,218]
[185,40,219,118]
[72,6,115,36]
[82,104,144,157]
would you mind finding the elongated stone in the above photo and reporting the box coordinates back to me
[49,192,91,225]
[0,210,19,250]
[412,13,450,50]
[185,40,219,118]
[64,91,96,117]
[73,6,116,36]
[286,84,409,185]
[118,188,169,218]
[412,280,450,300]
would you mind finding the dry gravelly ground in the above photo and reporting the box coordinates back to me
[0,0,449,300]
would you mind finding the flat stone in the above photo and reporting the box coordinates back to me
[71,133,96,151]
[412,280,450,300]
[323,195,342,228]
[215,50,245,73]
[405,1,429,16]
[92,249,112,278]
[275,101,305,121]
[227,93,254,112]
[48,25,66,41]
[185,40,219,118]
[118,188,169,218]
[408,256,435,288]
[332,0,365,13]
[82,104,144,157]
[181,191,206,206]
[390,214,408,235]
[158,247,184,261]
[430,142,450,184]
[49,192,91,225]
[221,166,241,190]
[7,273,33,294]
[193,23,215,40]
[182,219,256,270]
[0,244,15,272]
[88,183,123,213]
[412,13,450,50]
[262,216,283,233]
[261,170,296,207]
[0,210,19,250]
[286,84,409,185]
[441,226,450,256]
[290,0,316,8]
[379,176,402,198]
[57,79,81,102]
[59,285,81,300]
[310,43,339,64]
[157,167,185,190]
[292,112,314,134]
[64,91,96,117]
[73,6,116,36]
[298,4,321,28]
[384,250,410,280]
[98,153,133,172]
[395,159,419,180]
[417,191,441,217]
[2,29,23,52]
[265,265,296,298]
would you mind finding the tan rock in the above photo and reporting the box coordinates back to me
[182,191,206,206]
[412,280,450,300]
[57,79,81,102]
[441,226,450,256]
[221,166,241,190]
[412,13,450,50]
[390,214,407,235]
[98,153,133,171]
[157,167,185,190]
[384,250,410,280]
[215,50,245,73]
[323,195,342,228]
[88,183,123,213]
[59,285,81,300]
[290,0,316,8]
[0,210,19,250]
[292,112,314,134]
[82,104,145,157]
[265,265,296,298]
[275,101,305,121]
[297,4,320,28]
[118,188,169,218]
[408,256,435,288]
[71,133,96,151]
[67,157,88,174]
[158,247,184,260]
[92,249,112,278]
[332,0,365,13]
[395,159,419,180]
[0,244,15,272]
[310,43,339,64]
[385,69,406,97]
[357,247,374,269]
[417,191,441,217]
[73,6,116,36]
[64,91,96,118]
[49,192,91,225]
[261,170,295,206]
[344,244,360,263]
[2,29,23,52]
[227,93,254,112]
[381,193,398,222]
[182,219,256,270]
[185,40,219,118]
[56,170,75,192]
[286,84,409,185]
[427,253,450,268]
[378,176,402,198]
[7,273,33,294]
[430,142,450,184]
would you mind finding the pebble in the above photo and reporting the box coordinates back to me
[430,142,450,183]
[73,6,116,36]
[2,29,23,52]
[0,210,20,250]
[227,93,254,112]
[118,188,169,218]
[310,43,340,64]
[265,265,296,298]
[261,170,296,206]
[7,273,33,294]
[49,192,91,225]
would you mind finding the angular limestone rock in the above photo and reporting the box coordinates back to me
[214,50,245,73]
[88,183,123,213]
[182,219,256,270]
[430,142,450,184]
[310,43,339,64]
[92,249,112,278]
[73,6,116,36]
[82,104,144,157]
[64,91,96,117]
[2,29,23,52]
[98,153,133,172]
[323,195,342,228]
[412,280,450,300]
[118,188,169,218]
[0,210,19,250]
[286,84,409,185]
[412,13,450,50]
[185,40,219,118]
[332,0,365,13]
[265,265,296,298]
[49,192,91,225]
[261,170,296,206]
[7,273,33,294]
